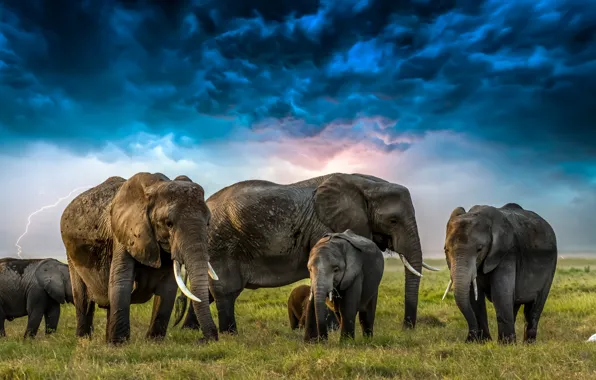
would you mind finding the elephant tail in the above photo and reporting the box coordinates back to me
[172,270,189,327]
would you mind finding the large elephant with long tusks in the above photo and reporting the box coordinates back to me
[175,173,438,334]
[60,173,220,344]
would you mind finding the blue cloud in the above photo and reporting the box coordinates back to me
[0,0,594,180]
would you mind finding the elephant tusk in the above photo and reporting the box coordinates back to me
[473,277,478,301]
[422,262,441,271]
[328,291,333,301]
[309,292,313,302]
[442,280,452,300]
[173,261,201,303]
[207,262,219,281]
[399,254,423,277]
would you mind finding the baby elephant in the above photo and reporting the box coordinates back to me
[0,258,73,338]
[304,229,384,342]
[444,203,557,344]
[288,284,340,331]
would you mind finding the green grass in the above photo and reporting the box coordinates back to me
[2,258,596,379]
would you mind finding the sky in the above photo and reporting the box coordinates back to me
[1,0,595,259]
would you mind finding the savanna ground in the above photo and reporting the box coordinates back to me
[1,258,596,379]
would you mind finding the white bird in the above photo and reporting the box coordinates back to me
[586,333,596,342]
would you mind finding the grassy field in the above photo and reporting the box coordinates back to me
[1,258,596,379]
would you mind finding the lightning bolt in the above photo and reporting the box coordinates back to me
[15,185,93,258]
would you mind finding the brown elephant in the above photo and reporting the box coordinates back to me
[60,172,219,344]
[288,284,339,331]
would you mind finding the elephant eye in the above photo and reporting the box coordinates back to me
[389,218,399,225]
[333,266,339,273]
[477,244,483,252]
[165,220,174,229]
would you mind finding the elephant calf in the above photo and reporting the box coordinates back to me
[443,203,557,344]
[304,230,384,342]
[0,258,73,338]
[288,284,340,331]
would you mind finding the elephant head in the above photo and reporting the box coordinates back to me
[307,229,376,339]
[110,172,219,338]
[443,206,514,333]
[35,258,73,304]
[313,173,437,328]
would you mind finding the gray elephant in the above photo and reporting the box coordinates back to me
[176,173,437,334]
[287,284,339,331]
[60,172,219,344]
[443,203,557,344]
[0,258,73,338]
[304,230,384,342]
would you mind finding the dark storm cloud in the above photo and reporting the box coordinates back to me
[0,0,595,175]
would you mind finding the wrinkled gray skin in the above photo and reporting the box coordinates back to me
[444,203,557,344]
[177,173,428,334]
[304,230,384,342]
[60,172,216,344]
[0,258,73,338]
[287,284,339,331]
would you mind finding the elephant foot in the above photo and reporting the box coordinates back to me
[497,334,516,345]
[402,319,416,329]
[106,334,130,346]
[465,330,491,343]
[146,332,166,341]
[197,336,218,345]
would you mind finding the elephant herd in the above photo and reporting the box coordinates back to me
[0,172,558,346]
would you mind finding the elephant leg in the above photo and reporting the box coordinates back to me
[146,274,177,339]
[338,280,362,342]
[490,268,516,344]
[289,308,299,330]
[107,249,135,344]
[325,310,339,331]
[69,263,95,338]
[523,276,553,344]
[24,296,46,338]
[105,306,111,343]
[470,288,492,342]
[0,306,6,337]
[44,302,61,334]
[215,290,242,334]
[358,293,378,338]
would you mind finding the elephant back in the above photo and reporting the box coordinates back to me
[60,176,125,246]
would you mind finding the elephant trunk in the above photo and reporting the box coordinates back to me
[397,216,423,329]
[453,256,478,334]
[313,275,330,341]
[173,231,218,342]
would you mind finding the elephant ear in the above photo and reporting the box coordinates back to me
[111,172,169,268]
[336,229,379,254]
[314,174,371,238]
[482,216,514,274]
[35,259,67,304]
[449,207,466,221]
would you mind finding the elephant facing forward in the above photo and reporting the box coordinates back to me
[60,172,219,344]
[304,230,385,342]
[176,173,435,336]
[443,203,557,344]
[0,258,73,338]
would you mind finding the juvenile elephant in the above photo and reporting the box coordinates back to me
[60,173,219,344]
[0,258,73,338]
[304,230,385,342]
[287,284,339,331]
[177,173,437,334]
[443,203,557,344]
